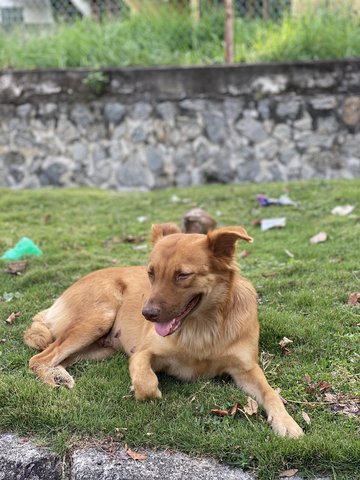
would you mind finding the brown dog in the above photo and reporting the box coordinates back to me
[24,223,303,438]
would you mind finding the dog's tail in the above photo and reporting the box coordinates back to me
[24,310,54,351]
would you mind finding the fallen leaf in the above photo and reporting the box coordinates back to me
[319,381,331,392]
[243,397,258,416]
[309,232,327,244]
[302,411,311,425]
[303,373,312,384]
[5,312,20,324]
[262,271,278,278]
[281,347,291,356]
[43,213,52,223]
[210,408,230,417]
[122,235,145,244]
[126,449,147,462]
[331,205,354,216]
[348,292,360,306]
[5,261,28,275]
[229,402,242,415]
[324,392,337,403]
[279,469,299,478]
[329,257,343,264]
[279,337,293,348]
[239,250,250,258]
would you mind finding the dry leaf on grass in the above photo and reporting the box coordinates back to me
[239,250,250,258]
[348,292,360,306]
[262,271,278,278]
[126,449,147,462]
[279,469,298,478]
[210,408,230,417]
[5,261,28,275]
[243,397,258,416]
[279,337,293,348]
[302,411,311,425]
[229,403,242,416]
[324,393,359,418]
[309,231,327,244]
[5,312,20,324]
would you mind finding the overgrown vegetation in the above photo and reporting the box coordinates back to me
[0,7,360,69]
[0,179,359,479]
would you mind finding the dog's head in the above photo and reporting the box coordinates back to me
[142,222,253,337]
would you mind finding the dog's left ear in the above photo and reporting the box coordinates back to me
[151,223,181,245]
[207,226,253,257]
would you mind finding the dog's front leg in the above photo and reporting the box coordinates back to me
[129,350,162,400]
[229,364,304,438]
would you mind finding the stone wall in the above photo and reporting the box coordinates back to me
[1,60,360,190]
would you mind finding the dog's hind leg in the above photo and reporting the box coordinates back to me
[28,312,116,388]
[23,310,53,351]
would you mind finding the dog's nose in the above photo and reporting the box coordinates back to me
[142,304,161,322]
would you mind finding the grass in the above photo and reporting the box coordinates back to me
[0,179,359,479]
[1,8,360,69]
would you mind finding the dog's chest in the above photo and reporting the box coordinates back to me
[155,353,225,380]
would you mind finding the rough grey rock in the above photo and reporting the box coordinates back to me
[341,95,360,127]
[16,103,33,118]
[131,126,148,144]
[235,118,267,143]
[131,102,153,120]
[145,145,164,175]
[156,102,177,124]
[116,152,154,189]
[104,102,126,124]
[0,434,62,480]
[309,96,337,113]
[275,97,301,120]
[70,104,93,128]
[204,111,226,144]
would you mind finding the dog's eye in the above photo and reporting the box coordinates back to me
[147,270,155,281]
[176,272,193,281]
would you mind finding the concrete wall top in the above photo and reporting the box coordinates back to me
[1,59,360,104]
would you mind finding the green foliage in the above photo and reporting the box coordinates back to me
[0,179,359,479]
[248,9,360,62]
[0,8,359,68]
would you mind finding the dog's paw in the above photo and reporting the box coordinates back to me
[132,383,162,401]
[268,413,304,438]
[44,366,75,389]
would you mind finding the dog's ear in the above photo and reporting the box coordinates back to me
[151,223,181,245]
[207,226,253,257]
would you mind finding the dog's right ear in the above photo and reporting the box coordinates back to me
[151,223,181,245]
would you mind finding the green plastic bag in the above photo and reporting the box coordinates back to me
[1,237,43,260]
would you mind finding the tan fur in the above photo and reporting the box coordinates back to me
[24,224,303,438]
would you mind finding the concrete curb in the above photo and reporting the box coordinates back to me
[0,433,331,480]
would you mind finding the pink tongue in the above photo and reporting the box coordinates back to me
[155,320,173,337]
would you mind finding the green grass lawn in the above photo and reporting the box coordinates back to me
[0,179,359,479]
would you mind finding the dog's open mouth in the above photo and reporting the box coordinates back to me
[155,294,202,337]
